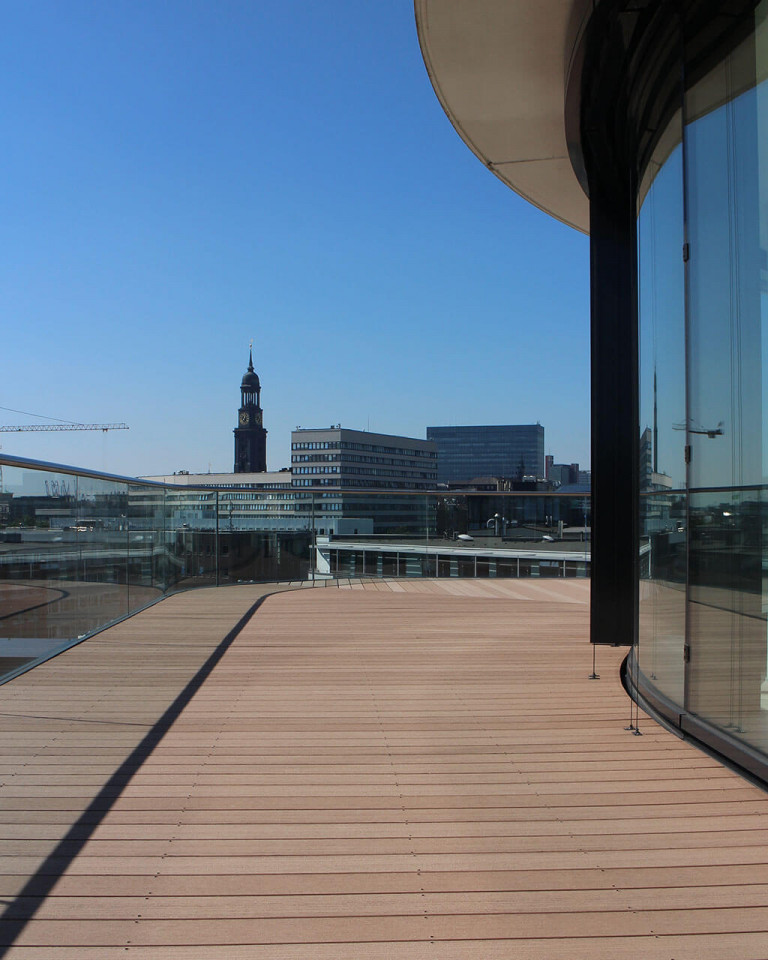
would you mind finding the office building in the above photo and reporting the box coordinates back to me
[291,426,437,490]
[291,426,437,533]
[427,424,545,485]
[416,1,768,780]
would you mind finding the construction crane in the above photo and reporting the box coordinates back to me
[0,423,129,433]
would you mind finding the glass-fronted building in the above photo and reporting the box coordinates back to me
[426,424,545,484]
[416,1,768,782]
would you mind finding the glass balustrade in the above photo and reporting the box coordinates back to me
[0,452,590,683]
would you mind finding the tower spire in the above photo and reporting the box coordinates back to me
[234,344,267,473]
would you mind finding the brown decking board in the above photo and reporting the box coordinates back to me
[0,579,767,958]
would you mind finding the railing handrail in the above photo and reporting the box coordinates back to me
[0,453,219,492]
[0,452,592,499]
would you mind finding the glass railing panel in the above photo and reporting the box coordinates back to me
[161,485,219,589]
[216,530,311,584]
[0,457,592,684]
[0,457,236,682]
[0,462,136,677]
[127,481,169,592]
[73,473,134,627]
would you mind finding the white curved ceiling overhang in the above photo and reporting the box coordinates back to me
[415,0,590,234]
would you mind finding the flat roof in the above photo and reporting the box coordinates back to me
[293,426,436,447]
[415,0,590,233]
[427,424,543,431]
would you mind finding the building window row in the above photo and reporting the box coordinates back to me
[340,467,437,480]
[339,454,435,468]
[292,478,341,487]
[339,442,435,457]
[292,454,340,463]
[293,502,343,512]
[337,479,434,490]
[218,493,294,501]
[293,467,340,475]
[291,453,433,468]
[293,440,435,457]
[219,503,293,512]
[292,441,341,451]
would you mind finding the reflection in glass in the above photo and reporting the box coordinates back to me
[637,97,687,704]
[684,15,767,750]
[635,6,768,763]
[1,455,592,685]
[0,466,138,676]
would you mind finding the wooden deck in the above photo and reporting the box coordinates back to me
[1,578,768,958]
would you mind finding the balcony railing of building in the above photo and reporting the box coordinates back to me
[0,453,590,685]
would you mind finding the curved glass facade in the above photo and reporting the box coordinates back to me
[637,3,768,767]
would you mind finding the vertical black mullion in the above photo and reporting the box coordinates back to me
[589,179,639,645]
[680,29,693,712]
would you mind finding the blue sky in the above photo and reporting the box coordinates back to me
[0,0,590,477]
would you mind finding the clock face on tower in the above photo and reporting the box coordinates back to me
[239,412,249,425]
[254,410,263,426]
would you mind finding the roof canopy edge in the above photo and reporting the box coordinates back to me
[415,0,591,234]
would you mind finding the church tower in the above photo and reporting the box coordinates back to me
[233,347,267,473]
